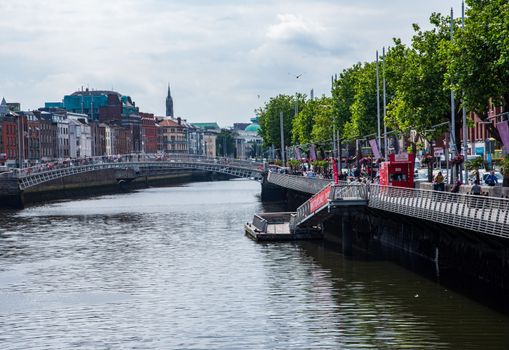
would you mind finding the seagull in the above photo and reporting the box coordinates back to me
[288,72,304,79]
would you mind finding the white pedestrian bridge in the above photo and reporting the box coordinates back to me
[1,154,264,191]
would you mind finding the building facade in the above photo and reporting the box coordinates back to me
[159,118,187,153]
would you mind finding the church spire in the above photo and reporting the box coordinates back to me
[0,97,8,116]
[166,83,174,117]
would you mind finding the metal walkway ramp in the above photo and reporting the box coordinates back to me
[290,183,369,232]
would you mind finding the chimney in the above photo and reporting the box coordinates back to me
[177,117,181,125]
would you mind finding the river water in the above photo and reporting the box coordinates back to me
[0,179,508,349]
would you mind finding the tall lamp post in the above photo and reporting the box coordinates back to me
[280,111,285,166]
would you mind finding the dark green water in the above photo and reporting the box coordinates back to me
[0,179,508,349]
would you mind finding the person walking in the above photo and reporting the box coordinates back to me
[433,171,445,191]
[471,180,482,195]
[451,178,462,193]
[485,170,498,186]
[470,180,482,208]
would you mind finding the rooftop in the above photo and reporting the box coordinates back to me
[191,122,220,130]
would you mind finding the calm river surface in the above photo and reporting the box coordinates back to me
[1,179,508,349]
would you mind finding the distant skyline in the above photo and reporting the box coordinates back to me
[0,0,463,127]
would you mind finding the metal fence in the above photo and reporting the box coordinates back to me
[291,183,368,230]
[266,172,330,194]
[269,173,509,238]
[331,184,369,201]
[368,185,509,238]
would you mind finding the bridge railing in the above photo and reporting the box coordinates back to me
[14,154,264,179]
[331,183,369,201]
[267,172,331,194]
[368,184,509,238]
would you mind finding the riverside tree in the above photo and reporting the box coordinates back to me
[257,94,306,155]
[445,0,509,142]
[291,96,334,146]
[386,13,457,138]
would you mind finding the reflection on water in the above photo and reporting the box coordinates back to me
[0,179,508,349]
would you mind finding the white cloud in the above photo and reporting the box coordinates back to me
[0,0,461,126]
[267,14,326,42]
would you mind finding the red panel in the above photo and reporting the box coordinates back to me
[309,185,331,212]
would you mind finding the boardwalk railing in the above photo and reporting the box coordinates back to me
[369,185,509,238]
[267,172,330,194]
[290,183,369,230]
[268,173,509,238]
[252,214,268,233]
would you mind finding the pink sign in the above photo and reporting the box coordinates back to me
[369,139,382,159]
[497,121,509,152]
[309,185,331,212]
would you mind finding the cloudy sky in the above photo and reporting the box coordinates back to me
[0,0,463,127]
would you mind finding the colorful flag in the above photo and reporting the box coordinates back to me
[294,146,302,160]
[309,145,317,160]
[369,139,382,159]
[497,121,509,152]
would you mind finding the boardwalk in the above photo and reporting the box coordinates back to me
[267,172,509,238]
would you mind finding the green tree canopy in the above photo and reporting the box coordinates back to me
[445,0,509,141]
[310,97,334,142]
[216,129,236,157]
[331,64,361,140]
[342,61,378,140]
[257,94,305,150]
[386,13,456,138]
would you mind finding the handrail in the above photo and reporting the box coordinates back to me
[252,214,268,233]
[267,172,330,194]
[270,174,509,238]
[16,154,263,178]
[368,184,509,238]
[12,156,265,190]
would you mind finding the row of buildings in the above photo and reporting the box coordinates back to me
[0,87,262,167]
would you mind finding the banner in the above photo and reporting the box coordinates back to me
[496,121,509,152]
[332,158,338,184]
[294,146,302,160]
[369,139,382,159]
[309,184,331,212]
[309,145,317,160]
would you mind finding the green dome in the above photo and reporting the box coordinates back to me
[245,123,260,132]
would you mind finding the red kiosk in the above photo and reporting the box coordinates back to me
[379,153,415,188]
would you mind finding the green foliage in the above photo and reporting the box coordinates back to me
[287,159,301,169]
[216,129,236,157]
[291,98,317,145]
[501,156,509,176]
[444,0,509,142]
[311,160,329,170]
[386,13,455,136]
[331,64,361,138]
[257,94,305,149]
[291,96,334,145]
[310,97,334,142]
[465,156,483,171]
[343,62,378,140]
[258,1,509,152]
[447,0,509,116]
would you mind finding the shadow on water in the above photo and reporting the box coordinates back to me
[290,237,509,349]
